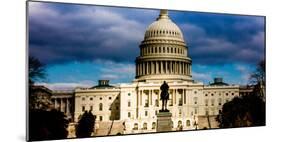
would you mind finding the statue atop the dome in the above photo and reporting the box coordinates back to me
[160,81,170,112]
[157,9,169,20]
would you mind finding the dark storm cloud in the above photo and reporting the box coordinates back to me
[28,2,265,66]
[28,2,156,65]
[177,13,265,65]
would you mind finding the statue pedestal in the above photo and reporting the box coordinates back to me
[156,111,172,132]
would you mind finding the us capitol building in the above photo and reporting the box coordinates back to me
[38,10,252,137]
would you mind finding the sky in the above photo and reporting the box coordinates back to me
[28,1,265,90]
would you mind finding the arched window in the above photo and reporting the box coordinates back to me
[143,122,147,130]
[186,120,191,126]
[99,103,103,111]
[133,123,138,130]
[152,122,156,129]
[177,120,182,129]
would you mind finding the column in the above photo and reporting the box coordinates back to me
[164,61,167,73]
[54,98,58,109]
[142,63,144,75]
[157,91,160,107]
[179,62,182,74]
[146,62,149,75]
[156,61,159,74]
[172,61,175,74]
[161,61,163,74]
[177,62,180,74]
[150,90,153,106]
[60,98,63,112]
[188,65,191,75]
[169,61,172,74]
[182,62,185,75]
[138,63,141,76]
[174,89,177,105]
[151,61,153,74]
[185,64,188,75]
[140,90,143,106]
[184,89,186,104]
[181,62,185,74]
[139,63,142,76]
[66,98,70,115]
[184,63,187,75]
[175,62,178,74]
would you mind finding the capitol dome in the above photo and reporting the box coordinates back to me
[135,10,192,82]
[144,10,184,42]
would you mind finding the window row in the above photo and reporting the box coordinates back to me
[132,120,192,131]
[204,92,236,97]
[81,96,115,101]
[145,30,181,37]
[141,46,185,55]
[81,103,119,111]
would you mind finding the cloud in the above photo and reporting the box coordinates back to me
[29,2,150,65]
[29,2,264,67]
[98,60,135,81]
[192,71,212,82]
[36,81,94,91]
[234,64,253,84]
[179,15,264,65]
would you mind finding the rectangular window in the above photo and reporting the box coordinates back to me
[205,99,208,106]
[211,99,215,106]
[128,101,131,107]
[155,99,159,107]
[128,112,131,118]
[178,98,183,106]
[145,111,148,116]
[218,98,222,105]
[194,97,198,105]
[145,99,149,107]
[99,116,103,121]
[82,106,85,111]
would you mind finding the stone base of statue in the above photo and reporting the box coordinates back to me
[156,110,172,132]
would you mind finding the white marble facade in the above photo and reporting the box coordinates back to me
[67,10,243,135]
